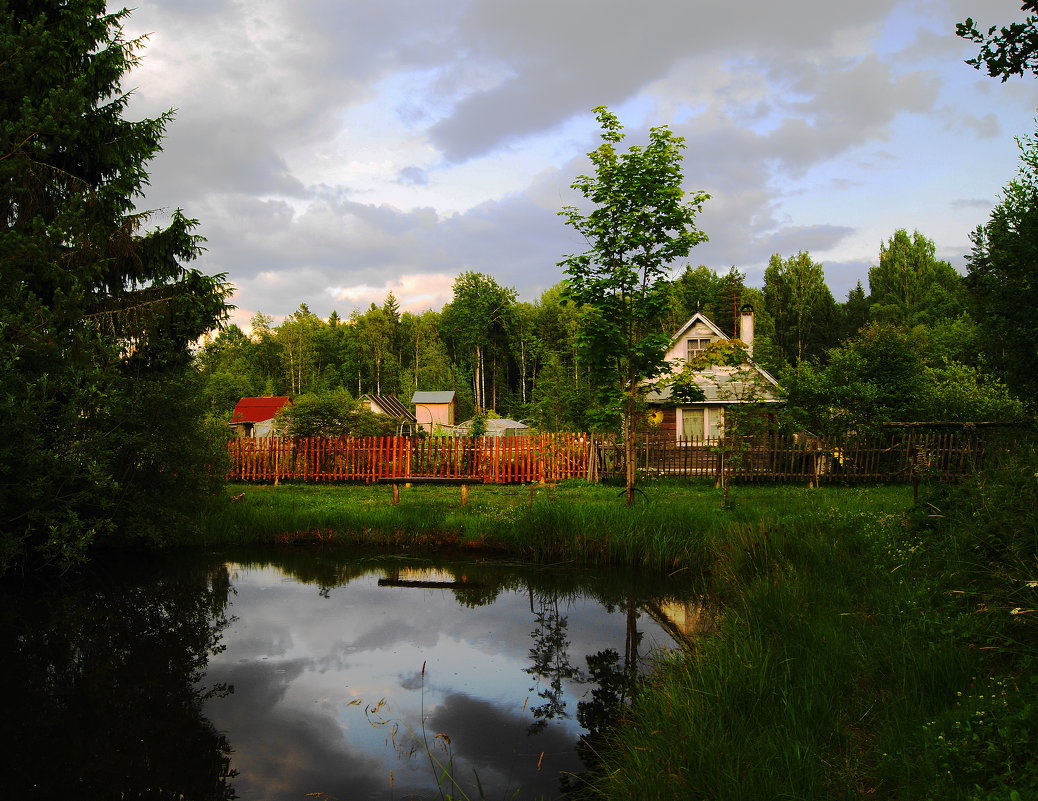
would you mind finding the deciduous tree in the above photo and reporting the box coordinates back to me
[559,107,709,504]
[958,2,1038,81]
[868,230,967,328]
[763,251,838,366]
[966,125,1038,407]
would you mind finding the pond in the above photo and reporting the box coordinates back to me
[3,550,713,800]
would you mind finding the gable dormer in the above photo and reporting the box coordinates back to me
[664,312,730,364]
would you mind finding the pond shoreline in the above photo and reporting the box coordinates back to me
[52,476,1034,799]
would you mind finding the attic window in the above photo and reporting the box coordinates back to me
[686,338,710,359]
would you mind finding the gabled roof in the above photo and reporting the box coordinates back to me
[646,369,780,405]
[231,396,291,424]
[669,312,730,345]
[454,417,530,435]
[362,394,417,422]
[650,310,781,404]
[411,391,456,405]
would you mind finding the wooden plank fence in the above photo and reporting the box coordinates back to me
[227,429,1007,485]
[625,429,996,484]
[226,433,592,484]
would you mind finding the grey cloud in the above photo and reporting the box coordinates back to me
[427,0,903,161]
[427,691,583,799]
[950,198,993,210]
[117,0,1030,322]
[203,659,390,800]
[398,166,430,185]
[957,112,1000,139]
[757,225,857,258]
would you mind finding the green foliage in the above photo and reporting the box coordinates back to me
[918,362,1026,422]
[958,2,1038,81]
[439,272,517,413]
[840,281,872,340]
[782,321,1026,432]
[967,125,1038,409]
[869,229,968,328]
[275,391,399,438]
[559,106,709,501]
[782,323,929,433]
[763,251,839,366]
[908,438,1038,800]
[0,1,230,569]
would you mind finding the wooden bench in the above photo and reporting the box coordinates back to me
[376,477,484,506]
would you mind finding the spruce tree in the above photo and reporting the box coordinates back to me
[0,1,230,568]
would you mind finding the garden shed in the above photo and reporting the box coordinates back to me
[411,391,456,434]
[229,396,292,437]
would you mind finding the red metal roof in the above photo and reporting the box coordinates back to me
[231,396,292,424]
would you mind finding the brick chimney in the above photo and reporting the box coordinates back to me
[739,304,755,358]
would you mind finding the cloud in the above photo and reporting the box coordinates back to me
[426,692,583,799]
[203,659,391,799]
[117,0,1034,319]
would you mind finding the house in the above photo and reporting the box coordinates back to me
[361,394,418,432]
[411,391,457,434]
[230,396,292,437]
[645,305,780,441]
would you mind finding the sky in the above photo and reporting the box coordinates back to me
[117,0,1038,329]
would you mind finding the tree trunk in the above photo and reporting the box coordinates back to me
[624,384,636,506]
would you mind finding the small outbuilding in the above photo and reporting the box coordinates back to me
[411,391,457,434]
[230,396,292,437]
[452,417,531,437]
[361,394,418,431]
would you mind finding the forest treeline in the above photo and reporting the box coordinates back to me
[198,227,1029,434]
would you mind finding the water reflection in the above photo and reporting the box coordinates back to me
[2,552,712,801]
[1,556,236,801]
[204,556,707,800]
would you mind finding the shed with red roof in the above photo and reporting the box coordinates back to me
[230,396,292,437]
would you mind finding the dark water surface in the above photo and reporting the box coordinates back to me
[3,550,710,800]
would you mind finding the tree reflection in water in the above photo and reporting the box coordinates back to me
[524,591,644,758]
[525,591,586,733]
[1,556,237,801]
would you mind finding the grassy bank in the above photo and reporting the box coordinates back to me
[574,459,1037,800]
[195,479,908,572]
[193,475,1036,799]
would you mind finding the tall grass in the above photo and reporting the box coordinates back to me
[573,444,1038,801]
[193,481,908,574]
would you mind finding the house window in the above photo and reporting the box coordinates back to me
[679,407,724,441]
[708,407,724,439]
[686,338,710,359]
[681,408,704,440]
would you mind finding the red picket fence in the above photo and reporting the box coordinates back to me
[226,433,593,484]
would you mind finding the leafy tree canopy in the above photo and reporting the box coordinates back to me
[559,106,708,502]
[868,229,967,328]
[966,123,1038,407]
[275,392,399,438]
[958,2,1038,80]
